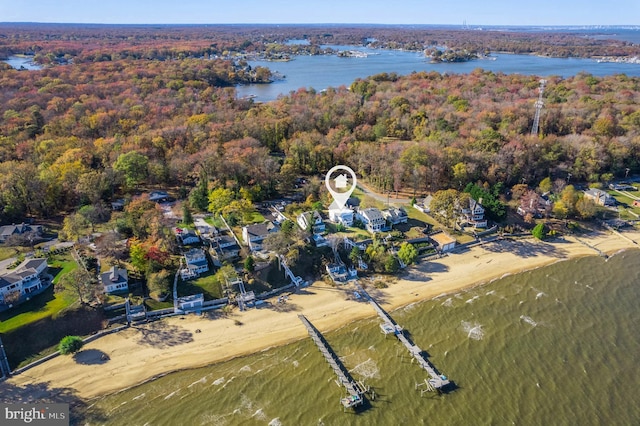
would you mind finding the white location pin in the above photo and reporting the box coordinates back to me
[325,165,357,210]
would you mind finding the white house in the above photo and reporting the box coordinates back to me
[176,228,200,245]
[242,222,279,252]
[356,208,389,233]
[431,232,457,252]
[0,258,48,305]
[413,196,433,213]
[382,207,408,225]
[584,189,616,206]
[329,207,354,227]
[183,248,209,278]
[297,211,325,234]
[177,293,204,311]
[100,265,129,294]
[460,198,487,228]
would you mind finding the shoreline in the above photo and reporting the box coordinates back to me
[4,229,640,402]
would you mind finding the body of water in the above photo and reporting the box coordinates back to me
[3,56,42,70]
[85,250,640,425]
[237,44,640,102]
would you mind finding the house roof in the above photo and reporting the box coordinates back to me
[431,232,456,246]
[184,248,206,262]
[360,208,384,221]
[21,258,47,271]
[100,266,128,285]
[244,222,278,238]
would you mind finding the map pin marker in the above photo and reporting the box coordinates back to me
[325,165,357,210]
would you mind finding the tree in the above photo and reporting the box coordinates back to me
[383,255,400,273]
[244,255,255,272]
[147,269,171,299]
[538,177,553,194]
[349,246,362,264]
[58,336,84,355]
[280,219,295,237]
[531,223,546,240]
[398,242,418,266]
[182,204,193,226]
[430,189,461,228]
[552,200,569,219]
[113,151,149,189]
[55,267,100,305]
[575,197,597,219]
[60,213,89,241]
[208,187,234,215]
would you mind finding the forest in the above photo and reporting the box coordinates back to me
[1,25,640,225]
[2,24,640,64]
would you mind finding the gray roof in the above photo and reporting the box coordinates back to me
[245,222,278,238]
[361,208,384,221]
[100,266,128,285]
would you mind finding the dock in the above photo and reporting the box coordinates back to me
[298,314,368,409]
[359,286,450,391]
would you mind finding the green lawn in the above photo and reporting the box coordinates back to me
[0,287,76,334]
[178,272,224,300]
[244,211,266,224]
[204,216,225,228]
[607,190,640,215]
[0,254,78,334]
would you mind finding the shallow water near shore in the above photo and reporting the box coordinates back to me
[85,251,640,425]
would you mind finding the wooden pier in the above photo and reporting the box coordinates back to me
[298,315,367,409]
[359,286,450,391]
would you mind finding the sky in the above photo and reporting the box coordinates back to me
[0,0,637,26]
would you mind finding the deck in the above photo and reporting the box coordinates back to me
[298,314,367,408]
[359,286,450,391]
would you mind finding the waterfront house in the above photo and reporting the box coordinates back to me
[0,258,48,306]
[297,211,325,234]
[460,198,488,228]
[382,207,408,225]
[184,248,209,274]
[328,207,354,227]
[212,234,240,259]
[177,293,204,311]
[430,232,457,252]
[100,265,129,294]
[584,189,616,206]
[356,208,390,233]
[242,222,279,252]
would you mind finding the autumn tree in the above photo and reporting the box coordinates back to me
[208,187,234,216]
[397,242,418,266]
[113,151,149,189]
[55,267,101,305]
[430,189,462,228]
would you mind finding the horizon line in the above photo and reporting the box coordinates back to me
[0,22,638,28]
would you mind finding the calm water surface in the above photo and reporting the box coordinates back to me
[237,46,640,102]
[85,250,640,425]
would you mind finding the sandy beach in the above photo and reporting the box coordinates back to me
[5,228,640,401]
